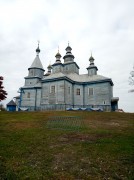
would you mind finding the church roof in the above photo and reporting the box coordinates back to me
[43,72,65,79]
[29,55,44,70]
[22,82,42,89]
[42,72,113,84]
[7,100,16,106]
[67,73,110,83]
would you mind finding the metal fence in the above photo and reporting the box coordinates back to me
[19,104,111,111]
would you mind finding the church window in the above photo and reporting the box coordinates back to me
[89,88,94,96]
[27,92,30,98]
[30,70,33,76]
[68,87,70,94]
[76,88,80,95]
[51,86,55,94]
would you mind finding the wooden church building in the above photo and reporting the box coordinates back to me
[17,43,119,111]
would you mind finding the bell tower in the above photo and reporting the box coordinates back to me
[28,42,45,79]
[24,42,45,86]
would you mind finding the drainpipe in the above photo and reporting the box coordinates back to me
[64,80,66,110]
[19,89,22,111]
[83,84,85,108]
[72,84,74,108]
[34,88,37,111]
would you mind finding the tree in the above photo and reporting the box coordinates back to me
[129,66,134,92]
[0,104,6,111]
[0,76,7,101]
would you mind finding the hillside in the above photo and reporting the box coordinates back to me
[0,111,134,179]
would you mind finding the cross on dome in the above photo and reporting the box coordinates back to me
[36,40,40,55]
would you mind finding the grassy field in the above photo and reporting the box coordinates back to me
[0,111,134,180]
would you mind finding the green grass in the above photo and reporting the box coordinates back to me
[0,111,134,179]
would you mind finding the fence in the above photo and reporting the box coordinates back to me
[19,104,111,111]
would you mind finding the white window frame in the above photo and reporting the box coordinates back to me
[88,88,94,96]
[76,88,80,95]
[50,85,56,94]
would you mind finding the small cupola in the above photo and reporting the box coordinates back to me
[63,42,75,63]
[65,44,72,53]
[55,47,62,63]
[36,41,40,55]
[87,53,98,76]
[44,64,52,76]
[89,54,95,65]
[52,47,63,73]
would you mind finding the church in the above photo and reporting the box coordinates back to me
[17,43,119,111]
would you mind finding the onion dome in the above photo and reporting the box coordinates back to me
[87,53,98,76]
[36,41,40,55]
[63,42,74,62]
[89,53,95,65]
[47,64,52,72]
[55,47,62,63]
[47,64,52,69]
[55,52,62,62]
[65,42,72,52]
[44,64,52,76]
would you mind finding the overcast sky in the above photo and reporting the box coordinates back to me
[0,0,134,112]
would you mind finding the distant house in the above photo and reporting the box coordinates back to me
[7,100,16,111]
[17,43,119,111]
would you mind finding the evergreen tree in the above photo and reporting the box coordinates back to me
[0,76,7,101]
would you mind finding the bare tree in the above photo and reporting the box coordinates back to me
[129,66,134,92]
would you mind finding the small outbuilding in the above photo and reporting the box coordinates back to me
[6,100,16,112]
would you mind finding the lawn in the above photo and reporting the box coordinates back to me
[0,111,134,179]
